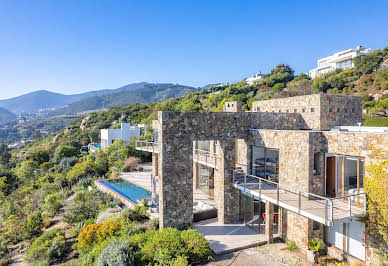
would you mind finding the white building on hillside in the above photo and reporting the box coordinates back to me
[246,72,264,85]
[308,46,371,78]
[101,123,146,149]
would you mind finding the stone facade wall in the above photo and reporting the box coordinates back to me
[319,94,362,130]
[251,94,362,130]
[223,101,242,112]
[157,111,302,228]
[249,129,311,191]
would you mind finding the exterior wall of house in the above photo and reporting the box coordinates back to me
[308,46,371,78]
[223,101,242,112]
[251,94,362,130]
[156,111,302,228]
[101,123,145,149]
[149,95,385,262]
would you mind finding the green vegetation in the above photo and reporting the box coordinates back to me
[0,47,386,264]
[363,116,388,127]
[25,228,66,264]
[285,238,298,251]
[307,238,325,252]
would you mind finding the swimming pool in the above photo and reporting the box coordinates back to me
[97,179,152,204]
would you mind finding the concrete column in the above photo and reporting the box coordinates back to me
[265,201,274,243]
[214,139,240,224]
[152,153,159,176]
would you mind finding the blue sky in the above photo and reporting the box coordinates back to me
[0,0,387,99]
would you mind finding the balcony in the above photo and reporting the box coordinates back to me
[193,149,218,169]
[232,170,366,226]
[135,140,159,153]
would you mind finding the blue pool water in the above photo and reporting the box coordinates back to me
[98,179,152,203]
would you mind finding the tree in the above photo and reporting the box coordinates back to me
[328,75,346,90]
[261,64,295,87]
[312,77,329,93]
[364,148,388,264]
[293,73,311,81]
[353,50,385,75]
[53,145,78,163]
[0,145,11,166]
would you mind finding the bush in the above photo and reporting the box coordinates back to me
[120,205,149,222]
[122,157,140,172]
[53,145,78,163]
[285,238,298,251]
[140,227,185,264]
[43,194,62,217]
[312,77,329,93]
[149,218,159,230]
[64,190,117,224]
[25,228,65,263]
[22,211,44,239]
[94,239,134,266]
[308,238,325,252]
[77,222,122,251]
[180,229,211,263]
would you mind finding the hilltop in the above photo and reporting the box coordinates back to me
[0,82,198,115]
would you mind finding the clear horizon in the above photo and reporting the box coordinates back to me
[0,0,387,100]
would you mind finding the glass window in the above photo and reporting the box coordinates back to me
[251,146,279,182]
[344,157,358,196]
[314,152,320,175]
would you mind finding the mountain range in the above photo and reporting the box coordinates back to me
[0,82,200,116]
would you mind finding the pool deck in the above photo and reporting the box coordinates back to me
[120,163,217,209]
[194,218,268,255]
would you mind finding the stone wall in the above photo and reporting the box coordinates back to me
[157,111,302,228]
[251,94,362,130]
[319,94,362,130]
[223,101,242,112]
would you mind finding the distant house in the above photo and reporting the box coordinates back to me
[101,123,146,149]
[308,46,371,78]
[246,72,264,85]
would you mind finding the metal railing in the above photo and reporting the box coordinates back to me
[135,140,158,153]
[193,148,218,169]
[232,169,366,225]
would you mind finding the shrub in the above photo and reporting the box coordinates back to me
[285,238,298,251]
[120,205,149,222]
[312,77,329,93]
[308,238,325,252]
[43,194,62,217]
[271,83,285,93]
[77,222,122,251]
[94,239,134,266]
[170,255,189,266]
[22,211,44,239]
[140,227,185,264]
[122,157,140,172]
[149,218,159,230]
[64,190,117,224]
[180,229,211,264]
[53,145,78,163]
[25,228,65,263]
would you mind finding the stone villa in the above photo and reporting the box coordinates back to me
[136,94,387,264]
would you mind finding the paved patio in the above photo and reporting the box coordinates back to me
[194,218,267,255]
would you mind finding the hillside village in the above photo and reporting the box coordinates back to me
[0,46,387,266]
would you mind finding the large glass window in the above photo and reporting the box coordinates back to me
[251,146,279,182]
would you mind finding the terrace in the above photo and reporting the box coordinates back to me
[193,148,218,170]
[232,170,366,226]
[135,140,158,153]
